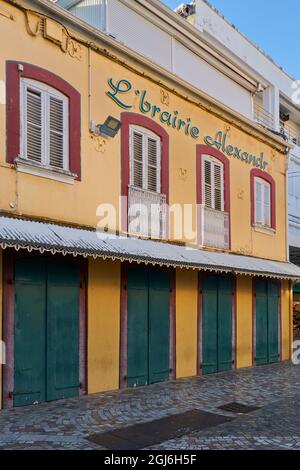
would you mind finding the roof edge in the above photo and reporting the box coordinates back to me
[0,214,299,281]
[23,0,290,153]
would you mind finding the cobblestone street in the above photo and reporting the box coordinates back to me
[1,362,300,450]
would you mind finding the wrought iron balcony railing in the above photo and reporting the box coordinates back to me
[128,185,167,239]
[199,205,230,250]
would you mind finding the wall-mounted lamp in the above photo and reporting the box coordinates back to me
[92,116,122,138]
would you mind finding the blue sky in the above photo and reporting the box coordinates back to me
[163,0,300,79]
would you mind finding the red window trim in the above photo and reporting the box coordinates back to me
[250,168,276,230]
[6,61,81,180]
[121,112,169,232]
[196,145,231,248]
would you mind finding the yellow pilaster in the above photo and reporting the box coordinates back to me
[236,276,253,368]
[87,258,121,394]
[175,269,198,378]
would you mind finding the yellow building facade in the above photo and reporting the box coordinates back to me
[0,0,298,408]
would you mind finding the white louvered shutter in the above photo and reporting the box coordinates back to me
[49,96,65,169]
[203,157,224,211]
[132,130,144,188]
[213,162,223,211]
[26,88,42,164]
[21,78,69,171]
[264,183,271,226]
[255,179,263,224]
[147,137,160,192]
[130,127,161,193]
[255,178,271,226]
[204,159,212,208]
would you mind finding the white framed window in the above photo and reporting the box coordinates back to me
[202,155,224,211]
[20,78,69,172]
[129,125,161,193]
[254,177,271,227]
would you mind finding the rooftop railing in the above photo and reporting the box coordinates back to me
[280,121,300,146]
[253,102,275,130]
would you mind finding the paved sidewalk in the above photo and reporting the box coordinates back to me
[1,362,300,450]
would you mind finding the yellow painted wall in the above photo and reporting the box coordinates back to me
[88,258,121,394]
[0,1,288,263]
[236,276,253,368]
[176,269,198,378]
[281,280,292,361]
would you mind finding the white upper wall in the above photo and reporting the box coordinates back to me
[67,0,253,117]
[70,0,107,31]
[194,0,296,102]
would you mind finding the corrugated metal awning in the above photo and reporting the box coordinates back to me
[0,215,300,280]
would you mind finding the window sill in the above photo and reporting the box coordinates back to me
[15,158,76,185]
[253,224,275,235]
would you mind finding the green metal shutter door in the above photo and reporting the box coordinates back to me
[46,260,80,401]
[217,277,233,372]
[148,270,170,384]
[14,259,47,407]
[267,281,279,364]
[127,267,149,387]
[202,276,218,374]
[255,280,268,365]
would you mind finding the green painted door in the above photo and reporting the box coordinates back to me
[46,260,80,401]
[127,268,149,387]
[14,259,47,407]
[148,270,170,384]
[217,277,233,372]
[127,267,170,387]
[14,257,80,407]
[202,275,233,375]
[202,276,218,374]
[256,280,279,365]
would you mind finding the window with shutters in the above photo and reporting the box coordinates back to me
[202,155,224,212]
[127,124,166,238]
[129,126,161,193]
[20,78,69,173]
[196,146,230,250]
[7,61,81,181]
[254,177,271,227]
[250,169,275,231]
